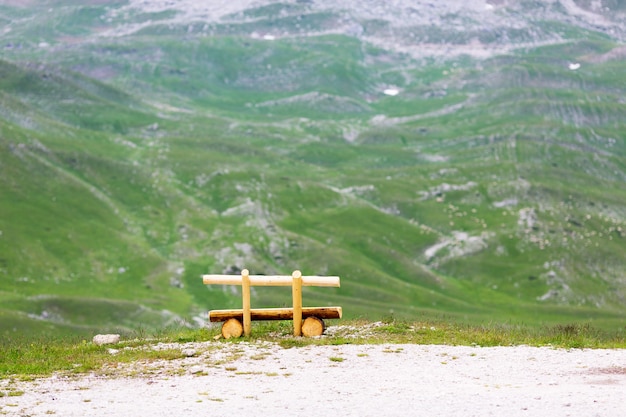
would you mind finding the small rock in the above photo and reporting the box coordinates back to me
[190,366,204,374]
[182,348,197,357]
[108,348,119,355]
[93,334,121,346]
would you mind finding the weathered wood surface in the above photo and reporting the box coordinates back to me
[301,316,326,337]
[202,274,340,287]
[209,306,342,322]
[242,271,252,337]
[221,318,243,339]
[292,271,303,337]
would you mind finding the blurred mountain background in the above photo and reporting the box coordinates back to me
[1,0,625,336]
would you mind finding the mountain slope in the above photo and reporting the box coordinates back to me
[1,0,625,335]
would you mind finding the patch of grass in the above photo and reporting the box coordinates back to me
[250,353,272,360]
[1,319,625,379]
[277,338,313,349]
[378,319,413,334]
[0,326,211,379]
[382,347,404,353]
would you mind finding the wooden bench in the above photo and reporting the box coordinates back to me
[202,269,341,338]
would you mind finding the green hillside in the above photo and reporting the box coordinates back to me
[1,0,625,336]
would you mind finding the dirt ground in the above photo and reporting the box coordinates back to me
[2,342,626,417]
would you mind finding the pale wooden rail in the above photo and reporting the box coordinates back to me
[202,269,341,338]
[202,274,341,287]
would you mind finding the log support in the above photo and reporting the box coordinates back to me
[302,316,325,337]
[221,318,243,339]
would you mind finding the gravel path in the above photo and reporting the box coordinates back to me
[2,342,626,417]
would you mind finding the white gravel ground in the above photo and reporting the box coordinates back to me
[2,342,626,417]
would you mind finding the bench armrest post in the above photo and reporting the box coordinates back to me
[242,269,252,337]
[292,270,303,337]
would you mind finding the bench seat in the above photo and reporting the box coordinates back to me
[209,306,342,322]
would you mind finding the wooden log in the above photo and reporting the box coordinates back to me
[302,316,325,337]
[241,269,251,337]
[209,306,342,322]
[221,318,243,339]
[292,270,303,337]
[203,274,340,287]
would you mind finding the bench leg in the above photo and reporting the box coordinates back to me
[302,316,325,337]
[222,318,243,339]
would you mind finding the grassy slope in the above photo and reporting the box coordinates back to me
[0,2,625,336]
